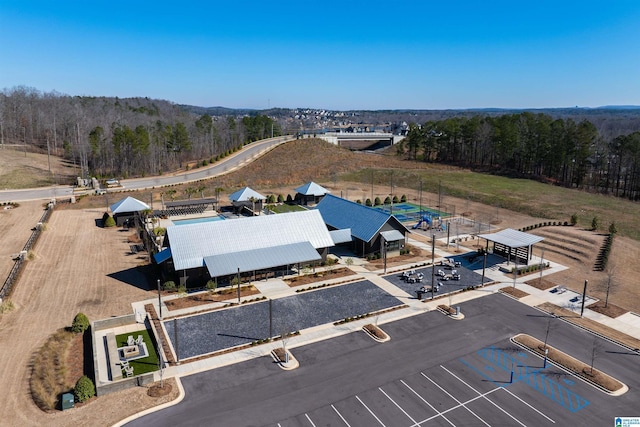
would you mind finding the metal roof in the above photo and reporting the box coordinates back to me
[228,187,265,202]
[315,194,409,243]
[204,242,321,276]
[109,196,150,214]
[329,228,353,244]
[294,181,330,196]
[166,209,334,271]
[153,247,172,264]
[380,230,405,242]
[477,228,544,248]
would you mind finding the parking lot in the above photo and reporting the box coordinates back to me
[128,293,640,426]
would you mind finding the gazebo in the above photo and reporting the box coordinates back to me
[477,228,543,265]
[294,181,329,205]
[109,196,150,226]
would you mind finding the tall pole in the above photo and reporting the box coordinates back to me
[382,235,387,274]
[580,280,588,317]
[431,234,435,300]
[539,249,545,288]
[237,267,241,303]
[269,299,273,339]
[419,179,423,217]
[157,279,163,320]
[481,252,487,287]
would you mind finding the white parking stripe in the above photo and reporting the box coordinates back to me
[501,386,556,423]
[305,413,316,427]
[331,404,351,427]
[379,387,419,426]
[421,372,492,426]
[356,395,387,426]
[401,379,457,427]
[440,365,527,427]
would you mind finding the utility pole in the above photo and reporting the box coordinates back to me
[580,280,588,317]
[431,235,435,300]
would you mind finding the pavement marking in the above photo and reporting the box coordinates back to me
[378,387,419,426]
[400,379,456,426]
[305,413,317,427]
[331,404,351,426]
[441,365,527,427]
[355,395,387,426]
[420,372,491,426]
[501,386,556,423]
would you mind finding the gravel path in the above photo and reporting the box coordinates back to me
[164,280,402,360]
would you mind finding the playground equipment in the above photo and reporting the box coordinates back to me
[412,215,431,229]
[412,214,445,231]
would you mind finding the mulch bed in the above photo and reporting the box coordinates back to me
[164,286,260,310]
[587,301,628,318]
[524,277,557,290]
[437,304,456,315]
[363,323,388,340]
[499,286,530,299]
[285,267,357,287]
[147,382,173,397]
[513,333,624,393]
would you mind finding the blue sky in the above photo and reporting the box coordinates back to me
[1,1,639,110]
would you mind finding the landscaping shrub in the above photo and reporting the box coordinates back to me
[374,197,382,206]
[163,280,177,291]
[570,213,578,226]
[400,194,407,203]
[591,216,600,231]
[104,215,116,227]
[74,375,95,403]
[71,312,90,334]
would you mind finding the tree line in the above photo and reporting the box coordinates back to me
[0,86,281,179]
[399,112,640,201]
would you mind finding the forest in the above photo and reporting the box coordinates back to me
[2,86,640,202]
[399,113,640,201]
[0,86,281,179]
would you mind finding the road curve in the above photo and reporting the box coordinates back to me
[0,136,294,203]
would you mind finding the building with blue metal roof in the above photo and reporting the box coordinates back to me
[315,194,410,257]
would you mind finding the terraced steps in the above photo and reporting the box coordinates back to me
[527,226,604,270]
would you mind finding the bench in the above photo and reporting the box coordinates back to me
[105,332,122,381]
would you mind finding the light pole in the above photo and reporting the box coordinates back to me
[157,279,163,320]
[431,234,435,300]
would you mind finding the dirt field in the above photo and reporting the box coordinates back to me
[0,202,173,426]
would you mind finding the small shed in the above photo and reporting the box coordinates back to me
[228,187,265,215]
[294,181,329,206]
[109,196,150,226]
[477,228,544,265]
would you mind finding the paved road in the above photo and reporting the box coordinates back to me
[126,294,640,426]
[0,136,294,203]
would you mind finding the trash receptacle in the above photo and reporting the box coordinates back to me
[61,392,74,410]
[416,290,423,300]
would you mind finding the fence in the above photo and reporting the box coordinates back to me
[0,204,54,299]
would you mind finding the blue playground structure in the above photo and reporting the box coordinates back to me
[412,214,446,231]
